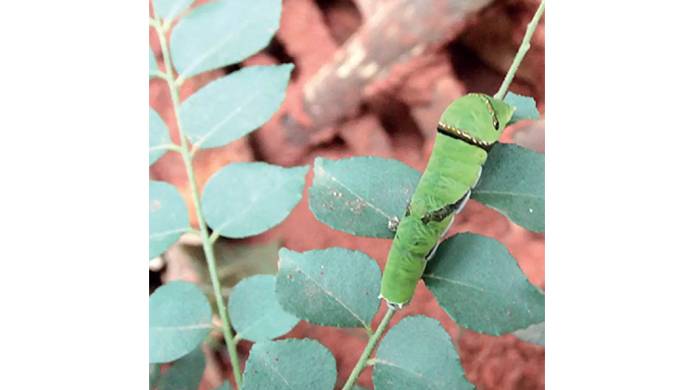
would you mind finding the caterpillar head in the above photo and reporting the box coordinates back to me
[438,93,515,148]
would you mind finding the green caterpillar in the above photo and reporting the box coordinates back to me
[379,93,515,308]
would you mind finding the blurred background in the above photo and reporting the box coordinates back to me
[150,0,545,388]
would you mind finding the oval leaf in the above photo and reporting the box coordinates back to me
[229,275,299,342]
[150,49,159,79]
[170,0,282,79]
[513,321,545,346]
[150,108,172,165]
[150,181,190,259]
[158,346,206,390]
[373,315,472,390]
[472,143,544,232]
[309,157,420,238]
[242,339,336,390]
[149,281,213,363]
[153,0,193,22]
[504,91,540,124]
[202,162,307,238]
[276,247,381,329]
[181,64,293,149]
[423,233,545,335]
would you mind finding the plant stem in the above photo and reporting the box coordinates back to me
[341,306,396,390]
[151,18,243,389]
[494,0,545,100]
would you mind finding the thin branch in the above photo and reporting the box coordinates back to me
[151,15,243,389]
[341,306,396,390]
[494,0,545,100]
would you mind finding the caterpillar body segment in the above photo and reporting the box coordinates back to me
[379,93,515,307]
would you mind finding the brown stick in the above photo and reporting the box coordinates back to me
[258,0,494,164]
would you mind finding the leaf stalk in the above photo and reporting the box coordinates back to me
[494,0,545,100]
[340,306,395,390]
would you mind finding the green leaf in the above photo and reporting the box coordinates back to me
[157,346,206,390]
[229,275,299,342]
[504,91,540,124]
[423,233,545,335]
[276,247,381,329]
[149,281,213,363]
[181,64,292,149]
[472,143,544,232]
[150,108,172,165]
[153,0,193,22]
[170,0,282,79]
[309,157,420,238]
[373,315,472,390]
[150,181,190,259]
[202,162,307,238]
[242,339,336,390]
[150,49,159,79]
[513,321,545,346]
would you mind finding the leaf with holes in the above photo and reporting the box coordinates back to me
[180,64,293,149]
[150,108,172,165]
[157,346,205,390]
[276,247,381,329]
[149,281,212,363]
[504,91,540,125]
[149,181,189,259]
[424,233,545,335]
[472,143,544,232]
[373,316,473,390]
[242,339,336,390]
[202,162,307,238]
[309,157,420,238]
[229,275,299,342]
[170,0,282,79]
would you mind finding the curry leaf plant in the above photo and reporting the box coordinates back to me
[303,2,546,389]
[149,1,546,390]
[149,0,302,388]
